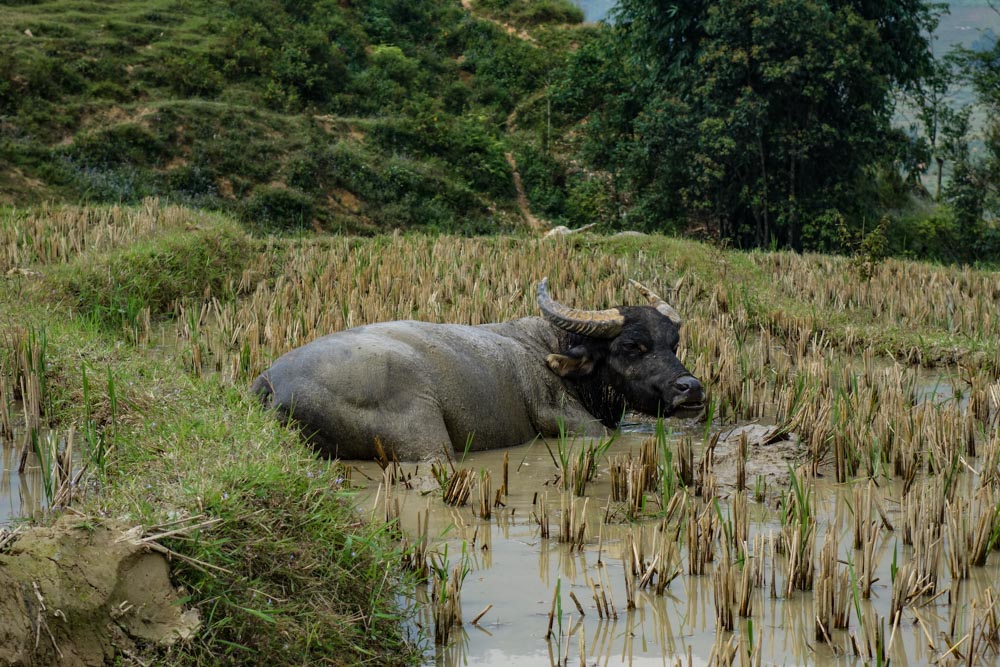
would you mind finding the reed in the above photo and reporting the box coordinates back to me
[707,632,739,666]
[432,461,474,507]
[850,605,888,665]
[551,426,617,497]
[26,427,78,509]
[688,502,718,576]
[698,433,719,502]
[501,451,509,497]
[888,558,934,623]
[430,544,470,645]
[734,431,747,492]
[558,493,588,551]
[712,550,736,632]
[640,435,659,492]
[853,482,881,598]
[968,586,1000,658]
[0,362,11,437]
[677,435,694,488]
[781,466,816,594]
[80,364,111,477]
[373,437,404,485]
[401,506,431,581]
[623,542,637,610]
[476,470,492,520]
[587,569,616,621]
[816,530,850,642]
[637,519,682,594]
[534,492,551,539]
[442,469,474,507]
[379,467,399,527]
[609,454,646,519]
[732,491,749,558]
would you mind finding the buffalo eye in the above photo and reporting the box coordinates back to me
[620,340,649,356]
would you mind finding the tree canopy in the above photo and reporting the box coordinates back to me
[558,0,943,250]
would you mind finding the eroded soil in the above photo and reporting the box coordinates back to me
[0,516,198,666]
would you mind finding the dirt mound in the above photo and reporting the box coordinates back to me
[0,516,199,666]
[711,424,802,491]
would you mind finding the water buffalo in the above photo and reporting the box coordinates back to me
[251,278,704,460]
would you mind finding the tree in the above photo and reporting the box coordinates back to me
[907,52,963,199]
[953,15,1000,260]
[560,0,941,249]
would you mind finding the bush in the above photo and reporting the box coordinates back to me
[50,223,252,330]
[475,0,584,26]
[155,53,225,97]
[66,124,166,168]
[240,186,315,230]
[888,206,961,262]
[565,174,615,227]
[515,144,567,217]
[166,164,219,201]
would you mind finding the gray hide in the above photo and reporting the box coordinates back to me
[252,318,602,460]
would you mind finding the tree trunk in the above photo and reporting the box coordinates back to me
[936,156,944,199]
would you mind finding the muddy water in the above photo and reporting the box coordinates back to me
[1,429,58,523]
[353,411,999,666]
[0,402,81,524]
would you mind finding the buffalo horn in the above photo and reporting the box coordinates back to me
[628,279,683,325]
[537,278,625,338]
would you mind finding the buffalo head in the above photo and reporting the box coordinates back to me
[537,278,704,422]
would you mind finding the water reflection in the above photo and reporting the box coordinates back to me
[1,425,80,524]
[354,414,1000,666]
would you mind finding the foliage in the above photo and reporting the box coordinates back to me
[0,0,577,232]
[240,185,316,231]
[556,0,942,250]
[474,0,584,26]
[49,222,251,331]
[952,20,1000,260]
[844,217,891,280]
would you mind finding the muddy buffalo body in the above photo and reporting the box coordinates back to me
[251,279,704,460]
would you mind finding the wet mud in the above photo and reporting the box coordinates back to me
[0,516,198,666]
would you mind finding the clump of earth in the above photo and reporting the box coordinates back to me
[710,423,802,492]
[0,515,199,666]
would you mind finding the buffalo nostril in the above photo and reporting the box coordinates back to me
[673,375,703,399]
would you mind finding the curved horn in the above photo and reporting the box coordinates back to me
[628,279,683,325]
[537,278,624,338]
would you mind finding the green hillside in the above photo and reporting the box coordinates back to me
[0,0,590,233]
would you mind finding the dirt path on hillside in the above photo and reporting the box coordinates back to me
[504,151,547,232]
[461,0,551,233]
[459,0,539,44]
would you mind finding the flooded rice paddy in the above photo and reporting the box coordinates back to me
[5,329,999,665]
[0,421,81,525]
[349,370,1000,666]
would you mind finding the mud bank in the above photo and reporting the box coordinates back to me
[0,516,198,666]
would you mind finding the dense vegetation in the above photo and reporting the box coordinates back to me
[2,0,998,250]
[4,200,1000,662]
[0,0,589,233]
[549,0,1000,261]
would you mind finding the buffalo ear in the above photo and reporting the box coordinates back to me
[546,352,595,378]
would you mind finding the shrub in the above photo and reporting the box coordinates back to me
[66,124,166,168]
[155,53,225,97]
[515,144,567,216]
[475,0,584,26]
[50,223,252,330]
[888,206,960,262]
[166,164,219,200]
[565,173,615,227]
[239,186,315,230]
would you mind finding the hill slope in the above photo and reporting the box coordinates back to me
[1,0,590,233]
